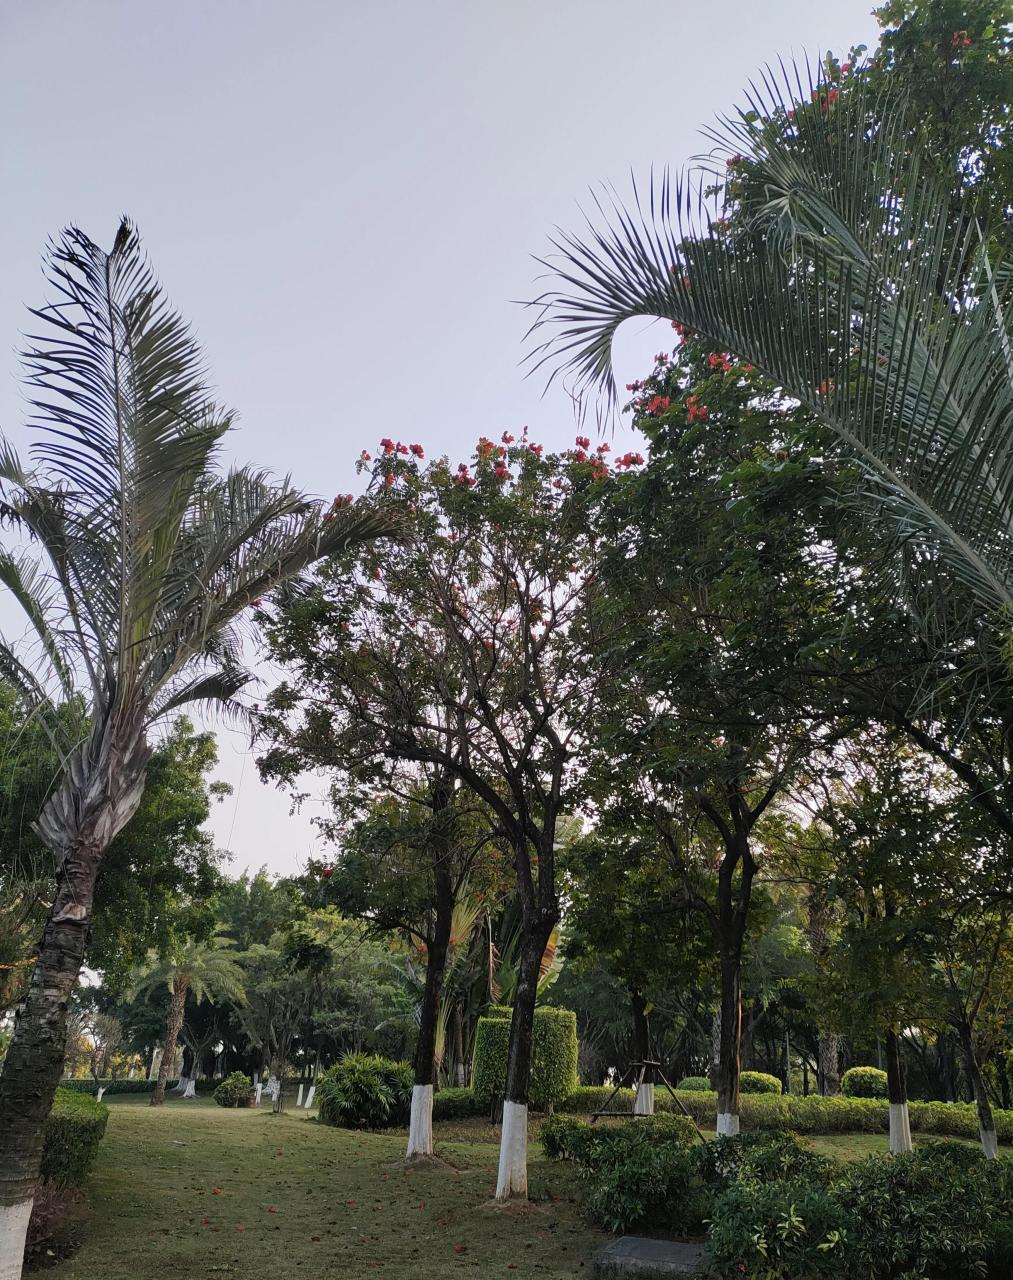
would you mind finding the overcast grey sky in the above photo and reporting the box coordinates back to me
[0,0,879,877]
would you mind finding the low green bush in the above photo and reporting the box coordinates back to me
[316,1054,414,1130]
[841,1065,889,1098]
[40,1090,109,1187]
[833,1143,1013,1279]
[739,1069,783,1094]
[676,1075,711,1091]
[432,1087,484,1119]
[695,1130,837,1187]
[707,1177,850,1279]
[213,1071,252,1107]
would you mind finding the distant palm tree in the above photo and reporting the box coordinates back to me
[529,70,1013,637]
[0,220,393,1278]
[132,935,246,1106]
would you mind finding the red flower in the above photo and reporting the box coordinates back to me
[251,599,263,608]
[380,437,395,455]
[841,62,851,73]
[596,442,610,453]
[213,1188,222,1196]
[528,443,543,456]
[372,567,382,579]
[493,464,510,479]
[321,866,334,879]
[396,442,409,455]
[573,448,588,462]
[201,1217,211,1224]
[646,394,671,417]
[409,443,424,458]
[360,450,372,462]
[952,29,971,47]
[501,431,514,444]
[575,435,591,449]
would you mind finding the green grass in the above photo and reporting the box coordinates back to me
[43,1095,602,1279]
[44,1096,1006,1278]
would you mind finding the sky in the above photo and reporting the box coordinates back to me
[0,0,880,878]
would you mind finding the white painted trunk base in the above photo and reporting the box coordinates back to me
[633,1082,655,1115]
[296,1084,304,1108]
[889,1102,913,1154]
[95,1087,105,1103]
[303,1085,315,1109]
[406,1084,434,1158]
[173,1076,188,1094]
[716,1112,740,1137]
[183,1078,196,1098]
[495,1101,528,1200]
[0,1198,34,1280]
[980,1125,998,1160]
[254,1083,263,1105]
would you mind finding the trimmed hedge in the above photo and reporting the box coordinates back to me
[41,1089,109,1187]
[432,1087,485,1120]
[58,1077,215,1096]
[841,1065,889,1098]
[676,1076,711,1091]
[472,1007,578,1111]
[739,1070,782,1095]
[487,1005,513,1020]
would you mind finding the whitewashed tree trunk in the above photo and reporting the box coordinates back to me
[716,1112,740,1137]
[980,1124,999,1159]
[495,1101,528,1200]
[633,1082,655,1115]
[295,1084,304,1108]
[95,1087,105,1102]
[406,1084,434,1158]
[183,1078,196,1099]
[888,1102,913,1154]
[303,1085,315,1109]
[0,1200,34,1280]
[254,1083,263,1106]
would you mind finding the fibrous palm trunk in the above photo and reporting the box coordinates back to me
[152,977,189,1107]
[0,733,148,1280]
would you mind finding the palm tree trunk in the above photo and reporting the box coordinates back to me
[819,1032,841,1096]
[0,851,100,1280]
[152,978,188,1107]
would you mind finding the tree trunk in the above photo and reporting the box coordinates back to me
[452,1002,467,1087]
[495,912,554,1201]
[715,949,742,1136]
[630,990,654,1115]
[956,1020,998,1159]
[884,1027,912,1154]
[407,860,453,1160]
[151,978,188,1107]
[818,1032,841,1096]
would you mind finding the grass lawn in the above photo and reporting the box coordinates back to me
[42,1097,1008,1278]
[42,1096,602,1279]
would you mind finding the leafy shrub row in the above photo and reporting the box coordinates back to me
[545,1119,1013,1277]
[739,1069,783,1094]
[432,1087,485,1119]
[213,1071,253,1107]
[316,1054,414,1129]
[58,1077,214,1095]
[472,1007,578,1111]
[40,1089,110,1187]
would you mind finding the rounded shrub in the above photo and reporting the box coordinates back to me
[472,1007,578,1111]
[213,1071,252,1108]
[739,1070,782,1094]
[677,1075,711,1091]
[40,1090,109,1187]
[707,1177,850,1278]
[316,1054,414,1130]
[841,1066,889,1098]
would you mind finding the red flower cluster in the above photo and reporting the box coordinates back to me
[332,494,354,508]
[812,87,839,111]
[707,352,733,372]
[573,448,588,462]
[501,431,514,444]
[476,437,496,460]
[952,29,971,47]
[455,462,476,487]
[840,62,851,73]
[493,463,511,480]
[380,437,395,455]
[615,451,645,469]
[575,435,591,449]
[654,351,669,365]
[596,442,610,454]
[625,380,642,392]
[409,443,424,458]
[646,394,671,417]
[360,449,372,462]
[686,394,709,423]
[528,442,544,456]
[725,153,743,169]
[671,321,695,340]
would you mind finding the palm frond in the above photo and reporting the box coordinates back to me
[528,66,1013,618]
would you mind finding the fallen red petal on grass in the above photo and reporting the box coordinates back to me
[453,1243,466,1254]
[311,1235,321,1243]
[212,1187,222,1196]
[236,1224,246,1232]
[200,1217,210,1225]
[267,1207,279,1213]
[346,1199,357,1205]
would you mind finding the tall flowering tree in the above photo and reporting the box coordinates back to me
[261,430,626,1195]
[0,223,391,1280]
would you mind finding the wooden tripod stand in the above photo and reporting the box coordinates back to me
[591,1057,706,1142]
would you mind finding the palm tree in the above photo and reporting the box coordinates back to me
[0,221,393,1279]
[131,935,246,1106]
[528,69,1013,635]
